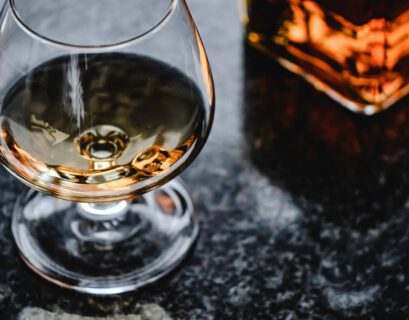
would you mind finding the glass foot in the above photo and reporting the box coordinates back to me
[12,179,198,294]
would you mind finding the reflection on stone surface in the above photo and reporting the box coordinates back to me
[236,167,301,231]
[19,305,172,320]
[324,285,380,311]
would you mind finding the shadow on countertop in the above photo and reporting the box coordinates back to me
[241,44,409,318]
[244,44,409,230]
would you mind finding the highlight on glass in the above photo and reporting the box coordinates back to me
[0,0,214,294]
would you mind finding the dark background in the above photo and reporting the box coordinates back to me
[2,0,409,319]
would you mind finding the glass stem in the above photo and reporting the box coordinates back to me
[77,201,130,222]
[72,200,143,246]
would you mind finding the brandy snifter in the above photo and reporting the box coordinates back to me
[0,0,214,294]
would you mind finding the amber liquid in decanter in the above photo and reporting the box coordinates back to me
[245,0,409,114]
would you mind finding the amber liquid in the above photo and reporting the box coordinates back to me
[246,0,409,114]
[0,54,205,202]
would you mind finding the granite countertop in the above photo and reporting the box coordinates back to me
[2,0,409,319]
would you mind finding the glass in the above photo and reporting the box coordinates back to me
[245,0,409,115]
[0,0,214,294]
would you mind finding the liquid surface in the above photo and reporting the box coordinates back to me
[0,54,205,201]
[246,0,409,114]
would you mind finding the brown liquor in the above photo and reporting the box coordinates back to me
[0,53,205,202]
[245,0,409,114]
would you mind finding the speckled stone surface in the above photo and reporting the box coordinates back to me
[1,0,409,319]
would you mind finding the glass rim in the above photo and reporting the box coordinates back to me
[8,0,179,50]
